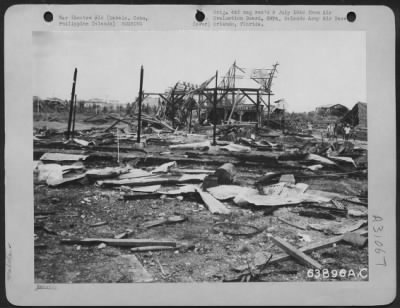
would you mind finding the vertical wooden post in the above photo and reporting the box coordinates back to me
[137,65,144,143]
[171,90,175,129]
[213,70,218,146]
[71,94,77,138]
[67,68,77,139]
[267,91,271,126]
[117,128,120,163]
[231,61,236,124]
[198,93,201,123]
[256,90,261,131]
[188,104,193,134]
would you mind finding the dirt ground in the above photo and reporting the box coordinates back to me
[34,116,368,283]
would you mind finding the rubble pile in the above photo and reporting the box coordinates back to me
[34,116,368,283]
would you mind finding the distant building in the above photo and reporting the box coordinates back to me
[315,104,349,117]
[35,97,68,112]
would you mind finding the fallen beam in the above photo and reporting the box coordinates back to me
[195,187,231,215]
[277,217,307,230]
[123,193,161,200]
[40,152,88,162]
[98,173,207,187]
[268,229,368,266]
[130,246,177,252]
[170,168,215,175]
[270,236,323,269]
[98,176,178,187]
[60,238,177,247]
[169,140,211,150]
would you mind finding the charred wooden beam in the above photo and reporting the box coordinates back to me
[66,68,77,140]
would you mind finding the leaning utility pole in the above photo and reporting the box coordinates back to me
[231,61,236,123]
[256,90,260,131]
[213,70,218,146]
[67,68,77,139]
[71,94,77,138]
[137,65,144,143]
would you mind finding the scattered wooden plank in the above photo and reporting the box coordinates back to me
[97,176,178,187]
[40,152,89,162]
[178,173,208,182]
[60,238,177,247]
[141,215,187,229]
[61,164,85,174]
[72,138,93,147]
[277,217,307,230]
[195,187,231,215]
[268,229,368,266]
[86,167,128,180]
[170,168,214,174]
[152,161,177,173]
[88,221,108,227]
[130,246,176,252]
[114,229,133,239]
[131,185,161,193]
[306,153,336,166]
[220,143,251,153]
[117,169,153,180]
[270,236,323,269]
[169,141,211,150]
[123,193,161,200]
[158,184,198,195]
[328,155,357,167]
[298,210,336,220]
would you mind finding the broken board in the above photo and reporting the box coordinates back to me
[195,188,231,215]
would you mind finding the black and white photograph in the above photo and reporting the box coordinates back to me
[4,4,397,305]
[32,30,369,283]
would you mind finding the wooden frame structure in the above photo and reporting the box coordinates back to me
[135,61,279,141]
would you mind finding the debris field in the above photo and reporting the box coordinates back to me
[34,113,368,283]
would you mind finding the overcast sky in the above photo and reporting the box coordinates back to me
[33,30,366,112]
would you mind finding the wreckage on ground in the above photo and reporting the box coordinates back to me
[33,61,368,283]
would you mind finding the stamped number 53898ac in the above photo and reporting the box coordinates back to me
[307,268,368,280]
